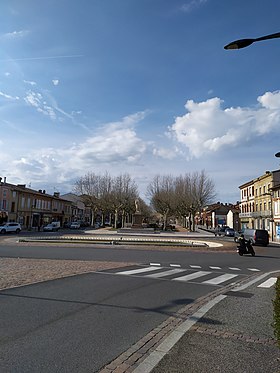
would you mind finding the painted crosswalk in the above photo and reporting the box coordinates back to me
[112,265,276,289]
[257,277,277,288]
[114,266,240,286]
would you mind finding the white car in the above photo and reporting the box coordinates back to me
[0,222,21,234]
[43,223,60,232]
[70,222,80,229]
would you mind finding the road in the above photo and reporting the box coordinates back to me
[0,232,279,372]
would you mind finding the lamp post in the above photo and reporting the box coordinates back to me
[224,31,280,50]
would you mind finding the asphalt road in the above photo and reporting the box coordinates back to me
[0,264,229,372]
[0,238,280,273]
[0,234,279,372]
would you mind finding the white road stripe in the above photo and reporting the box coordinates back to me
[190,265,202,269]
[229,267,241,271]
[117,266,161,275]
[248,268,260,272]
[203,273,238,285]
[170,264,181,267]
[173,271,211,282]
[149,263,161,266]
[209,266,221,270]
[146,269,186,278]
[257,277,277,288]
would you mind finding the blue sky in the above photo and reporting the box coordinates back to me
[1,0,280,203]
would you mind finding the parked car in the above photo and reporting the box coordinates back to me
[234,228,269,246]
[243,228,269,246]
[70,222,80,229]
[43,222,60,232]
[214,226,230,236]
[0,222,21,234]
[224,228,235,237]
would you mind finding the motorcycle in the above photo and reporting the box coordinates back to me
[237,240,255,256]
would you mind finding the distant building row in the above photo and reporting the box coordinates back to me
[238,169,280,242]
[198,169,280,242]
[0,177,91,229]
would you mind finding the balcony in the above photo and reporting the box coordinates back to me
[239,212,254,218]
[240,210,272,218]
[252,210,272,218]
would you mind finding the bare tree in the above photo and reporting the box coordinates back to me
[110,173,139,229]
[188,171,216,231]
[74,172,106,226]
[147,171,216,231]
[147,175,175,230]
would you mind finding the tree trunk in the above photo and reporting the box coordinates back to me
[114,209,118,229]
[91,209,95,227]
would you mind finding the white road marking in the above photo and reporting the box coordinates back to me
[257,277,277,288]
[146,269,186,278]
[173,271,211,282]
[248,268,260,272]
[117,266,161,275]
[149,263,161,266]
[229,267,241,271]
[170,264,181,267]
[190,265,201,269]
[209,266,221,270]
[203,273,238,285]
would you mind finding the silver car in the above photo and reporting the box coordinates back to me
[0,222,21,234]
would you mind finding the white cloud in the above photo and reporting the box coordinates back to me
[169,91,280,158]
[24,90,56,120]
[153,147,177,160]
[24,80,37,86]
[2,30,29,39]
[2,112,148,187]
[52,79,59,86]
[0,91,19,100]
[181,0,208,13]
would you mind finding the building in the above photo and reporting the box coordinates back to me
[271,183,280,242]
[239,169,280,240]
[200,202,239,229]
[0,177,72,229]
[60,193,91,225]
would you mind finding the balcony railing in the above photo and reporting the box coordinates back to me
[252,210,272,218]
[240,210,272,218]
[239,212,254,218]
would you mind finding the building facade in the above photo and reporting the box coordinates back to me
[239,170,280,241]
[0,178,72,229]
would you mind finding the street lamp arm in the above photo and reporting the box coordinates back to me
[224,32,280,50]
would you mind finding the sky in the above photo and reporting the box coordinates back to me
[1,0,280,204]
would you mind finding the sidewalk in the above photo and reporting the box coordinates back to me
[141,274,280,373]
[99,272,279,373]
[149,274,280,373]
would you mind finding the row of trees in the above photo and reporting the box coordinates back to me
[147,171,216,230]
[74,170,216,230]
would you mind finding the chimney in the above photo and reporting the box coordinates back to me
[53,192,60,198]
[4,177,6,184]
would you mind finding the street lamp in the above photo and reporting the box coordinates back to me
[224,32,280,50]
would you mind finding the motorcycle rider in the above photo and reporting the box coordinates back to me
[237,234,255,256]
[238,234,247,253]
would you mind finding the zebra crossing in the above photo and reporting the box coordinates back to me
[115,265,239,286]
[113,265,276,288]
